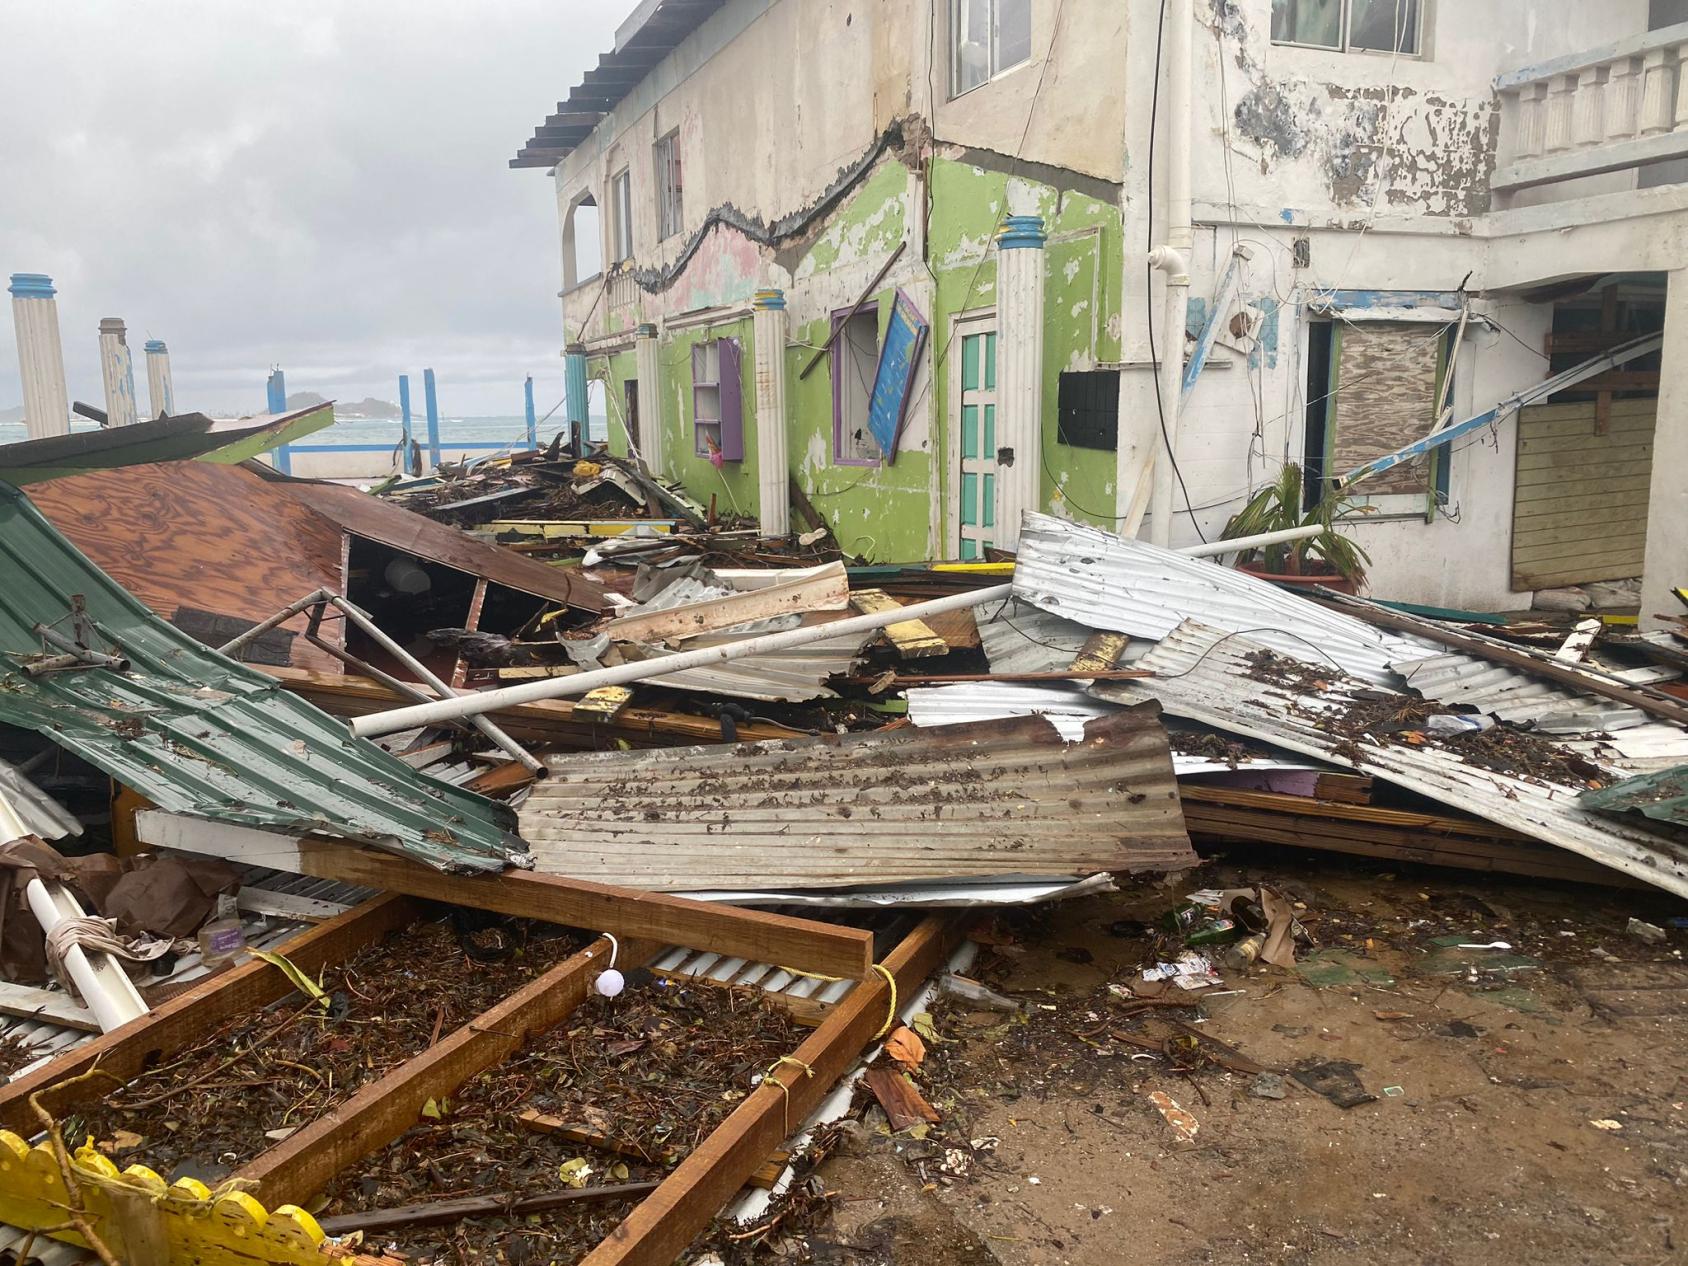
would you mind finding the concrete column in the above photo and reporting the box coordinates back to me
[423,367,442,467]
[97,318,139,428]
[266,367,287,413]
[524,375,538,449]
[8,273,69,438]
[635,322,664,477]
[143,339,174,418]
[751,291,790,537]
[1639,267,1688,631]
[994,215,1046,550]
[564,342,589,453]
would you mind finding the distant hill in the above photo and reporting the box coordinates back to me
[0,405,23,426]
[286,391,401,420]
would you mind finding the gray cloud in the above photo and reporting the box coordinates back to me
[0,1,623,416]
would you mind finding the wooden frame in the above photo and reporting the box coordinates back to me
[3,877,958,1266]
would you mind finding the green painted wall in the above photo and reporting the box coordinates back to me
[595,349,637,460]
[586,153,1127,557]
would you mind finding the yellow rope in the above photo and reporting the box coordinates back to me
[763,1055,815,1134]
[774,965,844,982]
[870,964,898,1040]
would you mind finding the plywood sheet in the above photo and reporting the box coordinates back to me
[26,462,347,673]
[1330,322,1442,497]
[1511,398,1655,590]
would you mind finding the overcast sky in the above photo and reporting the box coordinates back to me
[0,1,625,418]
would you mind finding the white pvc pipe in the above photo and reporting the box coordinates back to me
[26,878,147,1033]
[352,582,1016,737]
[1147,246,1189,549]
[1178,524,1321,558]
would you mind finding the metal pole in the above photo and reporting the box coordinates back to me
[30,623,128,673]
[524,375,538,450]
[1178,524,1322,559]
[423,368,442,469]
[217,589,333,658]
[352,583,1018,738]
[327,595,546,774]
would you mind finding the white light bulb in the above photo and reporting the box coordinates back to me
[595,968,626,998]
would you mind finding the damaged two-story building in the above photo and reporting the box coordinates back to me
[515,0,1688,625]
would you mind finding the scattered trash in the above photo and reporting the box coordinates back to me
[1627,917,1667,944]
[1143,951,1224,989]
[1292,1059,1378,1109]
[1146,1089,1200,1143]
[1249,1073,1288,1100]
[1589,1119,1625,1131]
[1382,1085,1405,1098]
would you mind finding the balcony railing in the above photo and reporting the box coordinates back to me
[1494,20,1688,198]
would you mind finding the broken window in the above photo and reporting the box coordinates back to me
[952,0,1033,97]
[654,131,684,241]
[832,308,882,465]
[863,292,928,463]
[1056,370,1120,451]
[691,337,744,461]
[561,193,600,291]
[1271,0,1420,55]
[1309,320,1447,503]
[610,168,634,263]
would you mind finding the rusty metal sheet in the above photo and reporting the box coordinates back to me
[277,475,609,612]
[519,707,1195,891]
[27,462,348,674]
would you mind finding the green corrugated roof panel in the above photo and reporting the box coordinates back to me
[0,481,527,873]
[1580,766,1688,827]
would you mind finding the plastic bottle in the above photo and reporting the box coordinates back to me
[1426,714,1495,735]
[196,893,246,968]
[1224,932,1267,969]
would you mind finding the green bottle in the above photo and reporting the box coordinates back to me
[1186,918,1241,947]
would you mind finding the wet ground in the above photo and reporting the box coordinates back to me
[801,852,1688,1266]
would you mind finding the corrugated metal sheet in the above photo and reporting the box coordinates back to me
[905,682,1116,740]
[0,483,525,873]
[1012,512,1430,685]
[1579,766,1688,827]
[974,597,1097,673]
[520,709,1194,890]
[0,760,81,842]
[1392,652,1650,732]
[675,874,1118,908]
[620,628,871,702]
[1094,621,1688,897]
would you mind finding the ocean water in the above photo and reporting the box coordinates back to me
[0,412,608,450]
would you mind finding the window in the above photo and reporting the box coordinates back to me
[832,309,882,465]
[952,0,1032,97]
[1271,0,1420,55]
[610,168,634,263]
[691,337,743,461]
[654,131,684,241]
[1307,319,1447,505]
[1056,370,1120,451]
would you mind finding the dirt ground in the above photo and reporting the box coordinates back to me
[802,851,1688,1266]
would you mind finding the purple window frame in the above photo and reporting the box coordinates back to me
[830,304,883,468]
[691,336,744,461]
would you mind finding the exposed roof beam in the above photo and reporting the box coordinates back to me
[544,111,606,128]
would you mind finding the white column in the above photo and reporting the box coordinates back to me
[751,290,790,537]
[1640,268,1688,631]
[1572,67,1606,147]
[8,273,69,439]
[1544,73,1577,151]
[634,322,664,477]
[1605,58,1639,141]
[994,216,1046,551]
[97,317,139,427]
[143,339,174,419]
[1640,49,1673,135]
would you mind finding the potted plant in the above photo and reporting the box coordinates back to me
[1219,463,1371,594]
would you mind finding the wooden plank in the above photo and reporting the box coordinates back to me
[0,894,415,1133]
[1070,631,1130,673]
[265,665,793,747]
[0,982,98,1032]
[580,914,959,1266]
[850,589,948,659]
[603,562,850,643]
[1312,772,1373,805]
[1177,784,1536,839]
[238,936,660,1204]
[1513,489,1652,521]
[133,814,874,983]
[575,685,635,721]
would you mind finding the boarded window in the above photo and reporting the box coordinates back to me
[692,338,743,461]
[1326,321,1443,496]
[610,169,634,263]
[654,131,683,240]
[832,309,882,465]
[1057,370,1120,451]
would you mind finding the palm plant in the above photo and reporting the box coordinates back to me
[1220,463,1371,585]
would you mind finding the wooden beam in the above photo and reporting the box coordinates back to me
[1322,593,1688,727]
[581,915,960,1266]
[850,589,948,659]
[0,895,415,1134]
[798,243,906,381]
[133,814,875,983]
[239,936,660,1204]
[602,562,849,643]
